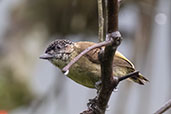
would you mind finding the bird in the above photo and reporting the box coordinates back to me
[40,39,149,88]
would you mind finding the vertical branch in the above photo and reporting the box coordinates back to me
[107,0,119,33]
[81,0,124,114]
[96,0,120,113]
[97,0,104,42]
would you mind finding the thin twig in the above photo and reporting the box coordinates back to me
[97,0,104,42]
[62,40,112,73]
[154,99,171,114]
[118,71,139,82]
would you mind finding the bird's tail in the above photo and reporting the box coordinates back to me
[130,73,149,85]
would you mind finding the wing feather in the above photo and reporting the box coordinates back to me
[75,41,135,70]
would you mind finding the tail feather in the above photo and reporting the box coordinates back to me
[130,73,149,85]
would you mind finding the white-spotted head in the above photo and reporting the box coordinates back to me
[40,39,74,68]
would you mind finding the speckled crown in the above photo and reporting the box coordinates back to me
[45,39,73,53]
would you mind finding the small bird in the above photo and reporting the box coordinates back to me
[40,39,148,88]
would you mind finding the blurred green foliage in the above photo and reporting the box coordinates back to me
[0,67,33,110]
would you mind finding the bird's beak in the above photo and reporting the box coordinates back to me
[39,53,54,60]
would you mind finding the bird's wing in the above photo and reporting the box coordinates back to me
[113,51,135,70]
[74,41,101,64]
[75,41,135,70]
[85,47,101,64]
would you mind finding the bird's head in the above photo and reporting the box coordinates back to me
[40,39,74,68]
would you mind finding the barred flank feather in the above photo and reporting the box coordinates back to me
[130,73,149,85]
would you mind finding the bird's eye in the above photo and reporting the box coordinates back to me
[56,45,62,50]
[49,50,54,54]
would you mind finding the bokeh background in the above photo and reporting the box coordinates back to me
[0,0,170,114]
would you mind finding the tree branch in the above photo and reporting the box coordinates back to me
[107,0,118,32]
[98,0,104,42]
[81,0,124,113]
[154,99,171,114]
[94,0,120,113]
[118,71,139,82]
[62,40,112,73]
